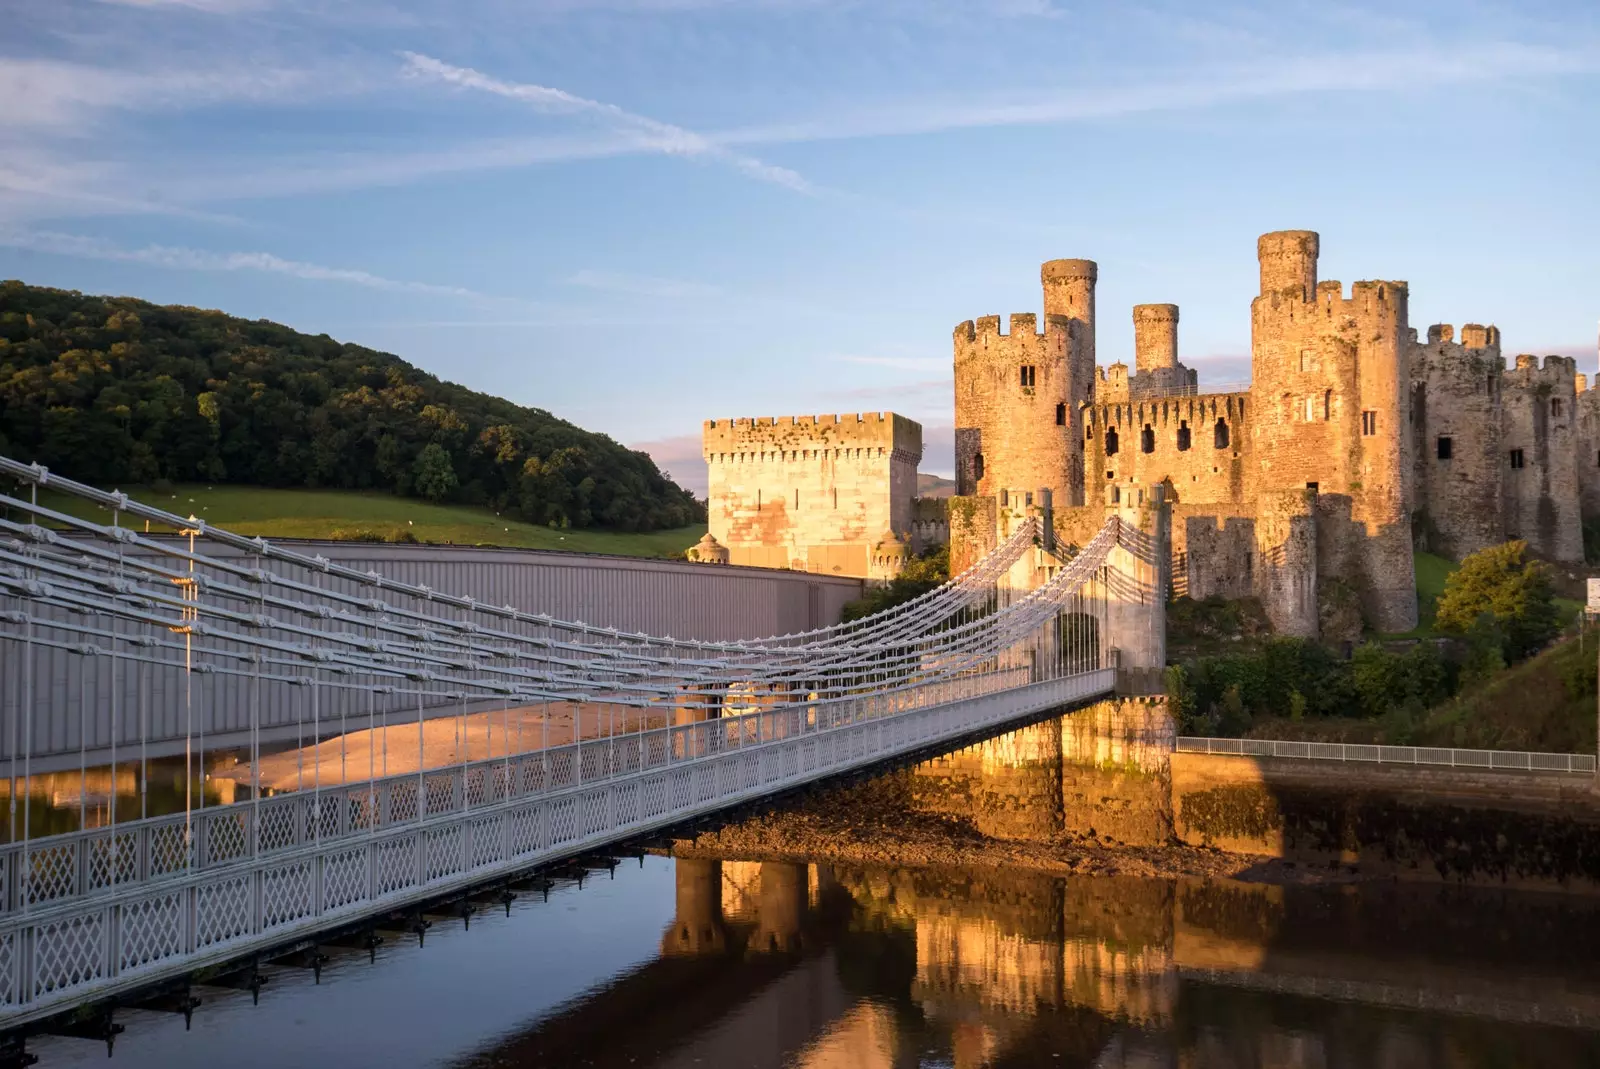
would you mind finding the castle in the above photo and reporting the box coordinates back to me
[690,412,930,580]
[696,229,1593,638]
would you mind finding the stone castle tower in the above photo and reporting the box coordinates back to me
[953,260,1096,508]
[1248,231,1417,632]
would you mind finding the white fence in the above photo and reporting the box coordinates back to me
[0,668,1113,1029]
[1176,736,1597,774]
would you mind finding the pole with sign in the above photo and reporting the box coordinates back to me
[1589,578,1600,781]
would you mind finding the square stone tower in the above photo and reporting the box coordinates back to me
[701,412,922,578]
[1249,231,1417,632]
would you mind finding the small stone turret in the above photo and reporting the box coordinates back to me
[1257,230,1320,302]
[1041,258,1098,376]
[686,532,729,564]
[1133,304,1179,373]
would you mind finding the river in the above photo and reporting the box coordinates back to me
[28,845,1600,1067]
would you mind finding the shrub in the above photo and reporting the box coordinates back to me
[840,546,949,623]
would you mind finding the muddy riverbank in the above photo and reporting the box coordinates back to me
[674,773,1343,886]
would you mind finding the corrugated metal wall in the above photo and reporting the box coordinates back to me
[1,542,862,766]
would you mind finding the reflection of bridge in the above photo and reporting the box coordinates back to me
[0,458,1170,1030]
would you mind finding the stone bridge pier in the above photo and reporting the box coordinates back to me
[1105,483,1170,695]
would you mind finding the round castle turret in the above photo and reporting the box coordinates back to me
[1257,230,1320,302]
[1132,304,1179,373]
[1042,258,1098,388]
[953,259,1098,508]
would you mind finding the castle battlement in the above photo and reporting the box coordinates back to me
[1419,323,1502,351]
[954,313,1071,342]
[702,411,922,461]
[1251,279,1410,329]
[1506,353,1579,381]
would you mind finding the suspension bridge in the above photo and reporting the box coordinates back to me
[0,456,1169,1039]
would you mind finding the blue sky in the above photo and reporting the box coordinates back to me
[2,0,1597,495]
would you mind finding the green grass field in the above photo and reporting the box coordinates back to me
[20,483,705,559]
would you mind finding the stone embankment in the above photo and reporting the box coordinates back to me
[683,698,1600,891]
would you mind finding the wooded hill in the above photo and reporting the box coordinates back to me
[0,281,702,532]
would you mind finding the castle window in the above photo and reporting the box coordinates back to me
[1510,449,1525,470]
[1306,482,1319,492]
[973,452,985,481]
[756,489,762,511]
[832,487,838,509]
[1487,375,1495,397]
[1020,365,1036,388]
[1300,349,1316,372]
[1176,421,1191,451]
[1055,402,1066,426]
[1436,436,1453,460]
[1086,425,1093,441]
[1141,425,1155,454]
[1214,419,1229,449]
[1323,390,1332,420]
[1361,410,1377,436]
[794,488,800,510]
[1105,428,1119,455]
[1552,398,1563,417]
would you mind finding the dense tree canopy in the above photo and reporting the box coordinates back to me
[1434,540,1561,661]
[0,281,702,531]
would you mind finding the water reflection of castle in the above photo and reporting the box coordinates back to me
[463,857,1600,1069]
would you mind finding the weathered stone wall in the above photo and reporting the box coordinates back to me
[910,495,949,553]
[1408,323,1507,558]
[946,494,997,575]
[1577,377,1600,523]
[1252,489,1318,637]
[1084,393,1250,508]
[1248,231,1416,631]
[703,411,921,577]
[1177,508,1256,600]
[1059,697,1175,847]
[1171,751,1600,889]
[1502,353,1584,563]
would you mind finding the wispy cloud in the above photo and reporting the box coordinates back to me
[567,269,722,299]
[0,57,320,130]
[399,51,813,193]
[0,229,500,300]
[717,40,1600,147]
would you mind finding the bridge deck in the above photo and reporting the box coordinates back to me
[0,668,1112,1028]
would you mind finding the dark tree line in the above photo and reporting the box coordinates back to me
[0,281,703,531]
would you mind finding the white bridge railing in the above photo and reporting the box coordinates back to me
[0,668,1113,1028]
[1176,736,1597,774]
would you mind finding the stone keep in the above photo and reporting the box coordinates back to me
[1249,230,1417,632]
[701,412,922,579]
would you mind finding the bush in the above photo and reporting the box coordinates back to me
[840,546,949,623]
[1433,540,1560,661]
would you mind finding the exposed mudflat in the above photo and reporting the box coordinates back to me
[672,778,1365,886]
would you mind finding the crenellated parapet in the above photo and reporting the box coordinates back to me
[703,411,922,468]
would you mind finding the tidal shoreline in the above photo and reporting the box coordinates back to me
[672,777,1359,887]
